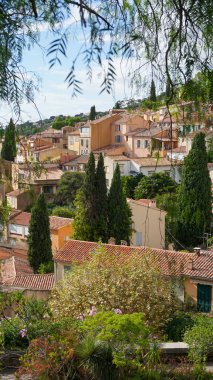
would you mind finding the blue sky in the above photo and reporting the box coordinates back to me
[0,19,147,124]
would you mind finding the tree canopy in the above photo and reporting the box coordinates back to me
[1,0,212,113]
[1,119,17,162]
[175,133,212,249]
[54,171,85,206]
[134,172,177,200]
[28,193,52,272]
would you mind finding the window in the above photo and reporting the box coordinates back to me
[115,135,122,143]
[197,284,212,312]
[75,137,79,142]
[81,127,89,134]
[145,140,149,148]
[64,265,71,273]
[148,170,154,176]
[135,231,142,246]
[70,137,74,145]
[24,227,29,236]
[43,185,53,194]
[115,125,121,132]
[53,138,60,144]
[137,140,141,148]
[81,139,84,146]
[9,224,23,235]
[86,139,89,148]
[119,164,124,174]
[126,136,128,142]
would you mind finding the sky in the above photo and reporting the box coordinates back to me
[0,16,148,125]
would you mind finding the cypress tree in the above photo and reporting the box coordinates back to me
[89,105,96,121]
[175,133,212,249]
[28,193,52,272]
[95,153,108,242]
[165,77,171,101]
[1,118,17,161]
[108,163,132,245]
[150,79,156,102]
[73,152,97,241]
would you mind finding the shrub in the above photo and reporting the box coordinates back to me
[51,205,74,218]
[164,312,194,341]
[0,317,28,349]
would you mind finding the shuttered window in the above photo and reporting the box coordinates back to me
[197,284,212,312]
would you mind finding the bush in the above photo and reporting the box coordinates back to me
[51,205,74,218]
[0,317,28,349]
[164,312,194,341]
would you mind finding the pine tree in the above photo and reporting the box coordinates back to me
[108,164,132,245]
[95,153,108,242]
[28,193,52,272]
[73,152,97,241]
[175,133,212,249]
[1,118,17,161]
[89,105,96,120]
[150,79,156,102]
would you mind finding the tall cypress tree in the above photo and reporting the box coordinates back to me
[95,153,108,242]
[150,79,156,102]
[28,193,52,272]
[73,152,97,241]
[175,133,212,249]
[89,105,96,121]
[108,164,132,245]
[1,118,17,161]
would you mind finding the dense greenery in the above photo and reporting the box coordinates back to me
[121,173,143,198]
[94,153,108,242]
[73,152,97,241]
[108,164,132,244]
[28,193,52,272]
[52,115,81,130]
[150,79,157,102]
[54,171,85,206]
[51,205,74,218]
[135,172,177,200]
[176,133,212,249]
[1,119,17,161]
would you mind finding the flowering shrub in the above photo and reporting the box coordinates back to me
[17,326,80,379]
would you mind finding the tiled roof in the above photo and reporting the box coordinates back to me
[14,257,33,276]
[0,250,12,260]
[49,216,73,230]
[9,211,30,226]
[6,189,25,197]
[65,155,89,165]
[34,168,63,181]
[107,155,130,161]
[10,273,54,290]
[10,211,72,230]
[0,245,28,260]
[132,157,171,167]
[54,240,213,280]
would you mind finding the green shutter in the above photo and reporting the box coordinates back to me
[197,284,212,312]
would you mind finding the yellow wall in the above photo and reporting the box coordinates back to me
[68,134,80,154]
[51,223,73,255]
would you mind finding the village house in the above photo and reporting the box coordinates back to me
[12,163,63,200]
[54,240,213,313]
[127,198,166,249]
[6,189,34,211]
[7,211,73,254]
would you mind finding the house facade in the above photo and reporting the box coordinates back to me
[54,240,213,313]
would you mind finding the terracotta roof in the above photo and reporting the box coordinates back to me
[128,198,166,213]
[34,168,63,181]
[132,157,171,167]
[65,155,89,166]
[107,155,130,161]
[49,216,73,230]
[10,273,54,290]
[10,211,30,226]
[93,144,125,153]
[68,130,80,136]
[0,245,28,260]
[14,257,33,276]
[9,211,72,230]
[0,250,12,261]
[6,189,25,197]
[54,240,213,280]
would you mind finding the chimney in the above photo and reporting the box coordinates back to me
[121,240,127,246]
[187,258,194,270]
[194,247,201,256]
[108,237,115,245]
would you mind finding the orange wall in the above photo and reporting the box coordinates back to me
[91,115,121,151]
[184,278,213,311]
[51,223,73,255]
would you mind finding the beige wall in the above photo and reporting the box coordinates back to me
[68,134,80,154]
[128,199,166,249]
